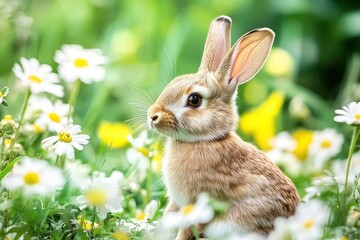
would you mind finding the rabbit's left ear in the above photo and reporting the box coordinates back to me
[216,28,274,93]
[198,16,232,73]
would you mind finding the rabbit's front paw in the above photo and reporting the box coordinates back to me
[175,228,193,240]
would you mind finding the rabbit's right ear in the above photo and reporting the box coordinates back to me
[198,16,232,73]
[216,28,274,95]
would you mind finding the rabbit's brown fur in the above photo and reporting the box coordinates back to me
[148,16,300,239]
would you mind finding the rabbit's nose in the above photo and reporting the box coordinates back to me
[150,113,161,124]
[151,114,158,121]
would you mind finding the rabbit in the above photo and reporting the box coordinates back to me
[147,15,300,239]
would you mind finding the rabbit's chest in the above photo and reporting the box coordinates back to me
[162,149,222,207]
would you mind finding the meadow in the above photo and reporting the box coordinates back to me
[0,0,360,239]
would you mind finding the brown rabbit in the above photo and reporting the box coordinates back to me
[147,16,300,239]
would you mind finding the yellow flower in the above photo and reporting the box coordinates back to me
[97,121,132,148]
[239,92,285,150]
[77,217,100,232]
[112,231,129,240]
[4,115,12,121]
[264,48,294,78]
[292,129,313,161]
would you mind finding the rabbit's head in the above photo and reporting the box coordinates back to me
[148,16,274,142]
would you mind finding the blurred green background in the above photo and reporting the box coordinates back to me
[1,0,360,134]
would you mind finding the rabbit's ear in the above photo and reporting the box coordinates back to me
[216,28,274,92]
[198,16,231,73]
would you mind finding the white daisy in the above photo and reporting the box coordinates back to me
[24,95,49,121]
[125,132,155,185]
[162,193,214,229]
[332,151,360,185]
[269,131,297,152]
[267,132,301,176]
[268,200,329,240]
[2,157,65,197]
[64,160,91,188]
[268,217,295,240]
[136,200,158,221]
[303,176,337,202]
[0,86,9,106]
[12,58,64,97]
[125,147,149,183]
[54,44,106,84]
[308,128,344,170]
[126,132,162,176]
[75,173,124,220]
[144,200,158,220]
[36,99,70,132]
[292,200,329,240]
[266,150,302,176]
[115,218,157,234]
[334,102,360,125]
[42,124,90,159]
[107,170,125,186]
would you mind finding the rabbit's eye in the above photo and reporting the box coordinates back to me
[187,93,202,108]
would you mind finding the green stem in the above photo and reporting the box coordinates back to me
[343,126,360,211]
[0,138,5,163]
[145,156,153,204]
[9,89,31,157]
[91,207,96,236]
[191,225,200,240]
[55,155,66,168]
[67,80,81,123]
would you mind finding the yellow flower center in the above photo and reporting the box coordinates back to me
[74,58,89,68]
[28,75,42,83]
[112,231,129,240]
[58,131,72,143]
[0,92,2,97]
[23,172,40,185]
[355,114,360,120]
[33,124,44,133]
[321,140,331,148]
[181,204,195,215]
[49,112,61,123]
[340,236,349,240]
[4,139,12,145]
[4,115,12,120]
[85,189,107,207]
[136,211,146,220]
[303,219,314,229]
[137,147,149,157]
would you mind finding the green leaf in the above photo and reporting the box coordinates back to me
[1,99,8,106]
[0,156,21,181]
[0,86,9,95]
